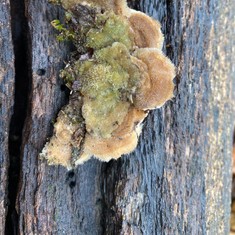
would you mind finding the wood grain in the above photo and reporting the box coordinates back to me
[1,0,234,234]
[0,1,14,233]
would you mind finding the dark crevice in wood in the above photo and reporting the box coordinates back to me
[101,161,123,235]
[6,0,32,234]
[127,0,140,10]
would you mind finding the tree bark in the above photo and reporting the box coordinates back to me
[0,0,234,234]
[0,1,14,234]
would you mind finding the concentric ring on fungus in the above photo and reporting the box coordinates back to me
[41,0,175,169]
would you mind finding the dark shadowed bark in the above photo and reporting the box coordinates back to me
[0,0,234,234]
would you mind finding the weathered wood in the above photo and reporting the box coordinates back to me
[15,1,104,234]
[203,2,235,233]
[100,0,235,233]
[1,0,234,234]
[0,1,14,234]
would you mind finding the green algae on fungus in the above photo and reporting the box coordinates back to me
[80,42,141,101]
[66,42,142,138]
[59,14,142,139]
[41,1,175,168]
[86,12,133,50]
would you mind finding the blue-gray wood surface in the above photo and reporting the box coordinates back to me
[0,0,234,234]
[0,0,14,233]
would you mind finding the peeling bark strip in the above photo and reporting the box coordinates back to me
[0,1,14,234]
[0,0,234,234]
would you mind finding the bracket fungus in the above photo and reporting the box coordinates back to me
[41,0,175,168]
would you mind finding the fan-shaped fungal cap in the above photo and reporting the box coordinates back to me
[40,110,77,168]
[133,48,175,110]
[42,0,176,168]
[127,10,164,49]
[112,106,147,137]
[77,106,147,163]
[81,131,138,162]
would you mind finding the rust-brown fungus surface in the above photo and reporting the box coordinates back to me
[40,0,175,168]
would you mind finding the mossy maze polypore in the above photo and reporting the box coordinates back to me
[41,0,175,168]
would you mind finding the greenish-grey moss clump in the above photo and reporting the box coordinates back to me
[41,0,175,168]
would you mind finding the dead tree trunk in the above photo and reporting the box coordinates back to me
[1,0,235,234]
[0,1,14,233]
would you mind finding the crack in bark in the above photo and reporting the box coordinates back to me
[5,0,32,234]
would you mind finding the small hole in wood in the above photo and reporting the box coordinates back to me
[67,170,75,178]
[36,68,46,76]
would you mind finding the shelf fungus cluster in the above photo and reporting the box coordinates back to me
[40,0,175,168]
